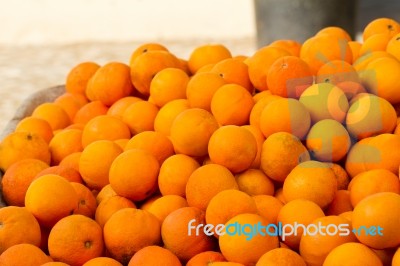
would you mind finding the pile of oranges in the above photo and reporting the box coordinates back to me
[1,17,400,266]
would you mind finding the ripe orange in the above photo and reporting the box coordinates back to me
[1,159,48,206]
[15,117,54,144]
[0,243,52,265]
[208,125,257,173]
[79,140,123,190]
[316,60,359,85]
[170,108,219,157]
[95,195,136,227]
[352,192,400,249]
[236,169,274,196]
[387,33,400,61]
[260,132,310,182]
[83,257,122,266]
[363,17,400,41]
[128,245,182,266]
[104,208,161,264]
[186,251,226,266]
[36,165,83,183]
[107,96,142,119]
[315,26,352,41]
[186,164,238,210]
[147,195,188,222]
[330,163,350,190]
[54,92,89,121]
[259,98,311,139]
[283,160,337,209]
[125,131,175,164]
[326,190,353,216]
[188,44,232,74]
[323,242,383,266]
[256,248,306,266]
[149,67,189,107]
[0,131,51,173]
[109,149,160,201]
[31,102,71,130]
[242,125,265,169]
[66,61,100,96]
[266,56,313,98]
[25,174,78,227]
[249,94,281,130]
[161,207,215,262]
[122,101,159,135]
[0,206,41,254]
[154,99,190,136]
[129,42,169,66]
[211,58,253,92]
[253,195,284,224]
[48,214,104,266]
[360,33,392,56]
[49,128,83,165]
[219,213,279,265]
[73,100,109,125]
[348,41,362,62]
[71,182,97,218]
[269,39,302,56]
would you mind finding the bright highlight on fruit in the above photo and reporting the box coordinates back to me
[0,16,400,265]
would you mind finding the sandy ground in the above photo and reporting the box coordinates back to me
[0,38,257,134]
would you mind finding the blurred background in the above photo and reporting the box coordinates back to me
[0,0,398,130]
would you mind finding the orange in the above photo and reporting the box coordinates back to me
[140,194,161,211]
[236,169,274,196]
[330,163,350,190]
[345,94,397,140]
[154,99,190,136]
[42,262,70,266]
[147,195,188,222]
[15,117,53,144]
[277,199,325,249]
[306,119,351,162]
[158,154,200,197]
[315,26,352,41]
[122,101,159,135]
[352,192,400,249]
[274,188,286,204]
[260,132,310,182]
[325,190,353,216]
[70,182,97,218]
[107,96,142,119]
[186,251,226,266]
[149,67,189,107]
[242,125,265,168]
[0,243,52,265]
[253,195,284,224]
[31,102,71,130]
[219,213,279,265]
[128,245,182,266]
[1,159,48,206]
[266,56,313,98]
[349,169,400,207]
[25,174,78,227]
[188,44,232,74]
[125,130,174,164]
[316,60,359,85]
[95,195,136,227]
[49,129,83,165]
[196,63,215,73]
[353,51,395,72]
[205,189,257,232]
[252,90,272,102]
[114,138,129,149]
[104,208,161,264]
[186,72,227,112]
[300,35,353,74]
[323,242,383,266]
[259,98,311,139]
[210,84,254,126]
[393,248,400,266]
[162,207,215,262]
[348,41,362,62]
[54,92,89,121]
[269,39,302,56]
[73,100,109,125]
[81,115,131,148]
[247,46,290,91]
[170,108,219,157]
[345,134,400,177]
[256,248,306,266]
[210,58,253,92]
[249,94,281,130]
[36,165,83,183]
[0,206,41,253]
[66,61,100,96]
[109,149,160,201]
[96,184,117,204]
[59,152,81,173]
[363,17,400,41]
[360,33,392,56]
[360,57,400,104]
[0,131,51,172]
[79,140,123,190]
[208,125,257,173]
[129,42,169,66]
[299,215,357,266]
[283,160,337,208]
[83,257,122,266]
[130,50,182,96]
[299,83,349,124]
[186,164,238,210]
[387,33,400,61]
[335,81,366,101]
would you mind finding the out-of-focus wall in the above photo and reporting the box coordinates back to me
[0,0,256,45]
